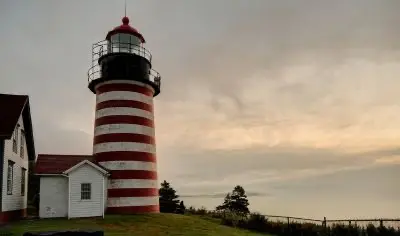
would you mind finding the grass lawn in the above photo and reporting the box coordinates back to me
[4,213,270,236]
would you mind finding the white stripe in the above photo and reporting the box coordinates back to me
[96,91,153,104]
[99,161,157,171]
[96,107,154,120]
[108,196,159,207]
[108,179,158,189]
[96,80,155,92]
[94,124,154,137]
[93,142,156,154]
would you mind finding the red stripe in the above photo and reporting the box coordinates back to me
[96,100,153,113]
[94,133,155,145]
[96,83,154,96]
[94,152,156,163]
[110,170,157,180]
[95,115,154,128]
[108,188,159,197]
[106,205,159,214]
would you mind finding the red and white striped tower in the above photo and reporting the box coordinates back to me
[87,16,161,214]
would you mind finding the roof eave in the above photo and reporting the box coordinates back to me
[0,134,11,139]
[21,98,36,161]
[63,160,109,176]
[105,29,146,43]
[35,173,68,177]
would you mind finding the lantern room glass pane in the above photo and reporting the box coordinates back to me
[108,33,142,54]
[109,34,119,53]
[130,35,141,46]
[119,33,131,53]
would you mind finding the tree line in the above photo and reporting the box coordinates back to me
[159,180,400,236]
[158,180,250,216]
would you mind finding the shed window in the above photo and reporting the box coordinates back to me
[7,160,14,195]
[81,183,91,200]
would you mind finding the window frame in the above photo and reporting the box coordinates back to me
[20,130,25,158]
[7,160,15,195]
[80,183,92,200]
[21,167,26,196]
[109,33,141,54]
[12,125,19,154]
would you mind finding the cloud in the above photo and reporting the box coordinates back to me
[33,119,93,155]
[160,144,398,196]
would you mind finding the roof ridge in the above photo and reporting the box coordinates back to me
[35,154,96,175]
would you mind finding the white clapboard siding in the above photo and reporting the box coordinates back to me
[39,177,68,218]
[2,115,29,212]
[68,163,107,218]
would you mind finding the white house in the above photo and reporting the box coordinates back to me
[35,154,109,219]
[0,93,36,223]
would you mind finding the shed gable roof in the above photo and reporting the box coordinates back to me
[0,93,36,160]
[35,154,108,175]
[63,159,109,176]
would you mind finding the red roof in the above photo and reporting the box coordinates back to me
[35,154,107,175]
[105,16,146,43]
[0,94,28,138]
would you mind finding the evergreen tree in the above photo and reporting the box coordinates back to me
[216,185,250,216]
[159,180,180,213]
[176,200,186,214]
[216,193,231,211]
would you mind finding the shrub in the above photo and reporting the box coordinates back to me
[185,206,400,236]
[195,206,208,215]
[246,213,268,232]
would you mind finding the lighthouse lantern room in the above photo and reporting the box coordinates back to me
[88,16,161,214]
[88,16,161,95]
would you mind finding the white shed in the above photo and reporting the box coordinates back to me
[35,155,109,219]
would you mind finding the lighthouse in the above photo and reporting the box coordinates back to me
[88,16,161,214]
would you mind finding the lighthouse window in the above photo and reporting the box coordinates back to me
[110,34,120,53]
[119,33,131,53]
[130,35,141,46]
[109,33,141,54]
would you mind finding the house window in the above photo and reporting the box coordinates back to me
[21,168,26,196]
[12,125,19,153]
[81,183,91,200]
[20,130,25,158]
[7,161,14,195]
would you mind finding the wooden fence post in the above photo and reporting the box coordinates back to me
[322,217,327,236]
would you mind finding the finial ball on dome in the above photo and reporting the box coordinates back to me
[122,16,129,25]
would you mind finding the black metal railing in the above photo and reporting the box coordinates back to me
[87,40,161,92]
[87,64,161,88]
[90,40,152,66]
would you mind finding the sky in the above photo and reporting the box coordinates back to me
[1,0,400,219]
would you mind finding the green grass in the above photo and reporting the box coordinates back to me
[5,213,269,236]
